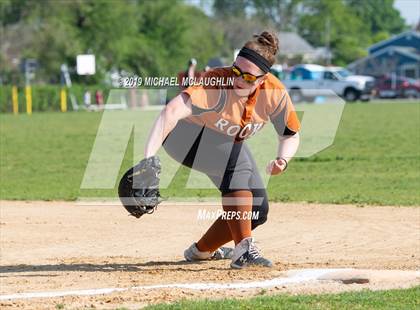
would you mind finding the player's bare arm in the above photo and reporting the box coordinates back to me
[266,132,300,175]
[144,92,192,158]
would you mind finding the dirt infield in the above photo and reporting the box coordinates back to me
[0,200,419,309]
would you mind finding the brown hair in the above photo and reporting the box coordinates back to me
[244,31,279,66]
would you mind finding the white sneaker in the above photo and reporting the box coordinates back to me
[184,243,234,261]
[230,237,273,269]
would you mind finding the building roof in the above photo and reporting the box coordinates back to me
[392,46,420,58]
[278,32,316,55]
[313,47,333,59]
[348,45,420,69]
[368,30,420,53]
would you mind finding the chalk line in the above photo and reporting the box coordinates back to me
[0,268,349,301]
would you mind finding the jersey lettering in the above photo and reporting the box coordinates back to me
[214,117,264,139]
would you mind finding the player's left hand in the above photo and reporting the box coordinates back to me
[266,158,288,175]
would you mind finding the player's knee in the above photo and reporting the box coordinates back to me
[251,212,267,230]
[251,194,269,230]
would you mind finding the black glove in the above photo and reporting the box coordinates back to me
[118,156,162,218]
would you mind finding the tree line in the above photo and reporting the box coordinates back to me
[0,0,407,84]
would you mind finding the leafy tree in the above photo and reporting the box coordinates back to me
[251,0,302,31]
[0,0,33,26]
[346,0,406,39]
[0,1,82,83]
[72,1,137,67]
[0,0,411,84]
[211,0,409,65]
[124,0,223,77]
[213,0,248,18]
[214,15,270,57]
[297,0,369,65]
[0,0,224,84]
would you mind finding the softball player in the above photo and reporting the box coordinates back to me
[144,31,300,269]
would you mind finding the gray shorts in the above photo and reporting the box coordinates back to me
[163,120,269,229]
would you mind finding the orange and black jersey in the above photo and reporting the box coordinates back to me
[182,67,300,140]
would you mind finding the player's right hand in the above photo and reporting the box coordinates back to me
[266,158,287,175]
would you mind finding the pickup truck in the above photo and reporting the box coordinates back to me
[281,64,375,102]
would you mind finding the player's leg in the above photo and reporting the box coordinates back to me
[195,173,269,253]
[195,140,253,254]
[224,142,272,268]
[244,143,270,230]
[163,122,271,266]
[187,142,271,267]
[250,187,269,229]
[163,121,235,260]
[195,190,252,253]
[166,128,255,260]
[194,188,267,253]
[194,141,271,267]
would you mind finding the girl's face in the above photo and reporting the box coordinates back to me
[232,56,267,97]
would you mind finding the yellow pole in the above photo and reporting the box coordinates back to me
[25,85,32,115]
[12,86,18,115]
[60,88,67,112]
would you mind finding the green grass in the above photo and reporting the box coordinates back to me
[268,102,420,205]
[143,286,420,310]
[0,112,103,200]
[0,103,419,204]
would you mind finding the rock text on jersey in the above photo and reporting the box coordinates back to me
[214,118,264,139]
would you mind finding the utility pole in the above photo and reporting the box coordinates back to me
[325,16,331,66]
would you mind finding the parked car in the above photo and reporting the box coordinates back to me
[282,64,375,102]
[374,75,420,98]
[270,64,286,80]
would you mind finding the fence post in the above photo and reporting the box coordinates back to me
[60,88,67,112]
[12,86,19,114]
[25,85,32,115]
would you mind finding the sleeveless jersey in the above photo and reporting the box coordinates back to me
[182,67,300,140]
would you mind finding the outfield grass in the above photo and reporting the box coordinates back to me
[141,286,420,310]
[1,103,419,204]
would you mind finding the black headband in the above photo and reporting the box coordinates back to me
[237,47,271,73]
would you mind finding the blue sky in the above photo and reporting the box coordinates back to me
[394,0,420,26]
